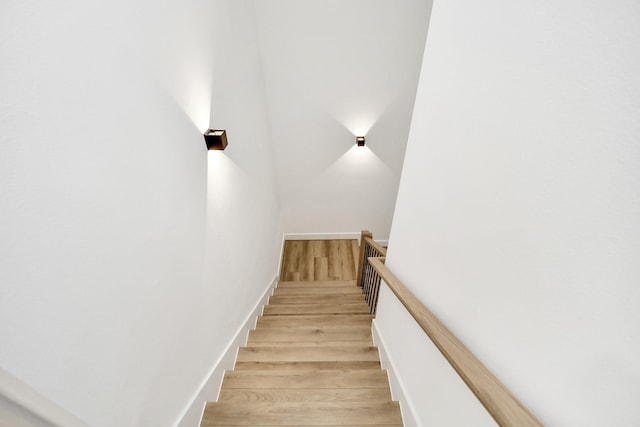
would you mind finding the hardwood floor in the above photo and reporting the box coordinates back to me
[201,240,402,426]
[279,240,360,282]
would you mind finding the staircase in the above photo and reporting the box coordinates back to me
[200,240,403,426]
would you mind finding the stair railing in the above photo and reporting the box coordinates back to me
[356,230,387,314]
[356,230,542,427]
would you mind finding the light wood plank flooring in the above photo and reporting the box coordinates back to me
[279,240,360,282]
[201,240,402,426]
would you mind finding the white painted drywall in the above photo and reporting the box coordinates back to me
[175,276,278,427]
[255,0,432,239]
[374,286,497,427]
[378,0,640,425]
[0,1,280,426]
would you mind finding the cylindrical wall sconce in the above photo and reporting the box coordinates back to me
[356,136,365,146]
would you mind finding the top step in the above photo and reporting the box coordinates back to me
[277,280,357,288]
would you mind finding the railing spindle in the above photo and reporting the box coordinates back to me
[356,230,373,288]
[356,232,387,315]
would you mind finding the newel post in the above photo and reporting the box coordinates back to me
[356,230,372,288]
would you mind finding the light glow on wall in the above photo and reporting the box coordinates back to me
[334,145,391,173]
[341,112,379,137]
[188,93,212,134]
[207,150,234,200]
[170,62,212,133]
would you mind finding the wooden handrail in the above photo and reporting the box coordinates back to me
[363,236,387,257]
[369,257,542,427]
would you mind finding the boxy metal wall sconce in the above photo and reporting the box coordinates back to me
[356,136,365,147]
[204,129,228,150]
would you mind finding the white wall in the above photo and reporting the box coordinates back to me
[0,1,280,426]
[374,287,497,427]
[377,0,640,425]
[255,0,432,239]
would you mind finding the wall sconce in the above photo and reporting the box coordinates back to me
[204,129,228,150]
[356,136,366,147]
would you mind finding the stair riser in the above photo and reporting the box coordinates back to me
[273,287,362,296]
[233,362,381,371]
[269,295,365,305]
[248,326,372,343]
[256,314,373,327]
[218,388,392,403]
[247,341,373,348]
[222,370,390,389]
[276,280,357,288]
[263,303,370,315]
[237,346,380,363]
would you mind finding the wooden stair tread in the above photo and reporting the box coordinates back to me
[247,341,373,347]
[221,369,390,389]
[234,361,381,371]
[248,325,372,343]
[237,346,380,362]
[269,294,365,304]
[218,388,392,402]
[273,287,362,296]
[256,314,373,327]
[202,401,402,426]
[277,280,357,288]
[263,303,370,315]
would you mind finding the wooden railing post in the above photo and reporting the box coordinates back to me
[356,230,372,288]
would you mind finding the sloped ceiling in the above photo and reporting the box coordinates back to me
[255,0,432,237]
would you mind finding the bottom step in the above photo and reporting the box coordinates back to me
[202,401,402,426]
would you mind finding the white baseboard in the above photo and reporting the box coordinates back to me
[283,232,360,241]
[375,239,389,247]
[0,368,89,427]
[173,275,278,427]
[372,320,418,427]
